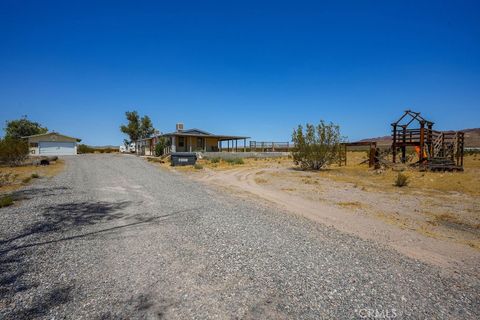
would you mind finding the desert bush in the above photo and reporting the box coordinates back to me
[31,173,40,178]
[0,138,29,166]
[0,172,17,187]
[77,144,95,154]
[291,120,342,170]
[0,195,14,208]
[194,163,203,170]
[155,137,169,157]
[210,157,220,163]
[394,172,409,187]
[225,158,244,165]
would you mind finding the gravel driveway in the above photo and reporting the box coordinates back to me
[1,154,478,319]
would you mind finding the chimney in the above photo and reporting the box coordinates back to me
[176,123,184,132]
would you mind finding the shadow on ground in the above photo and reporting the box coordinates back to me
[11,186,72,201]
[0,199,131,319]
[0,200,131,245]
[0,198,200,319]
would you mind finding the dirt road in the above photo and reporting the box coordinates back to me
[1,154,478,319]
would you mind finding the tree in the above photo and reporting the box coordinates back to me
[140,115,155,139]
[120,111,155,142]
[120,111,141,142]
[4,116,48,139]
[291,120,343,170]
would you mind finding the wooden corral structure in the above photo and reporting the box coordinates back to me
[391,110,464,171]
[340,142,378,167]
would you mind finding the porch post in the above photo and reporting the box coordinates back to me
[235,139,238,152]
[419,121,425,162]
[204,138,206,152]
[171,136,176,152]
[244,138,246,152]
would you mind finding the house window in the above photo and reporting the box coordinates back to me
[178,137,185,147]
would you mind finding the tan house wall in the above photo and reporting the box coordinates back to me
[205,138,219,151]
[173,136,219,152]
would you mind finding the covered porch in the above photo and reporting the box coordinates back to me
[167,134,249,153]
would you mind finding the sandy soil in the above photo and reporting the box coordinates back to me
[162,154,480,276]
[0,159,65,194]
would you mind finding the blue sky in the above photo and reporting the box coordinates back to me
[1,0,479,145]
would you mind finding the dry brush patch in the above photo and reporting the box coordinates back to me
[0,159,65,194]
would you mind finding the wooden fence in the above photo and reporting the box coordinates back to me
[249,141,292,152]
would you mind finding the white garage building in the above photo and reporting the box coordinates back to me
[25,132,81,156]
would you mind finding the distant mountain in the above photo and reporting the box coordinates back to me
[359,128,480,148]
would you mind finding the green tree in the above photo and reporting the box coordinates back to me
[120,111,141,142]
[4,116,48,139]
[291,120,343,170]
[140,115,155,139]
[120,111,155,142]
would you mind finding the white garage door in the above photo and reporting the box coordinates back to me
[39,142,76,155]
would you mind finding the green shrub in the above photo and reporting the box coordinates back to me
[291,120,342,170]
[0,138,29,166]
[155,137,169,157]
[194,163,203,170]
[77,144,95,154]
[210,157,220,163]
[31,173,40,178]
[0,195,14,208]
[394,173,409,187]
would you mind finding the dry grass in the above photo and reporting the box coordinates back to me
[0,159,65,194]
[302,177,319,185]
[320,152,480,196]
[254,177,269,184]
[432,213,480,231]
[200,157,290,171]
[337,201,363,209]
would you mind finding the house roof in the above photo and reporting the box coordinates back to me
[23,131,82,142]
[161,128,249,140]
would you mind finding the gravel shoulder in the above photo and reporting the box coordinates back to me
[1,154,479,319]
[188,164,480,274]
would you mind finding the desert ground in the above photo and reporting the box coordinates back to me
[1,154,479,318]
[161,152,480,275]
[0,159,65,195]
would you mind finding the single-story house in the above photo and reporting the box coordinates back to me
[137,123,249,156]
[24,132,82,156]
